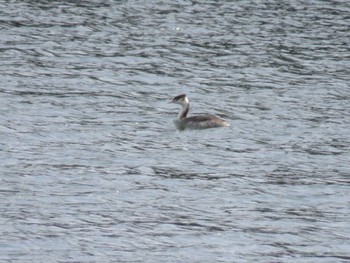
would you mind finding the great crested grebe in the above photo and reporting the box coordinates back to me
[171,94,229,130]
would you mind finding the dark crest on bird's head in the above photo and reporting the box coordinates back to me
[171,94,187,103]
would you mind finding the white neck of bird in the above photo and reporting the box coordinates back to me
[177,98,190,120]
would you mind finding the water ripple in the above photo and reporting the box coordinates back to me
[1,0,350,262]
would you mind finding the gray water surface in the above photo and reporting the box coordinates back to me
[1,1,350,262]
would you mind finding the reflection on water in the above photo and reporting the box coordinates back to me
[1,0,350,262]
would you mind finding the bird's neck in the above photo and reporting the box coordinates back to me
[178,102,189,120]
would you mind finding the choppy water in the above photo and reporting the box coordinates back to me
[1,0,350,262]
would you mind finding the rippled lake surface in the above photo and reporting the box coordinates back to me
[1,0,350,262]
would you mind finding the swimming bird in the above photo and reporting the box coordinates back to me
[171,94,229,130]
